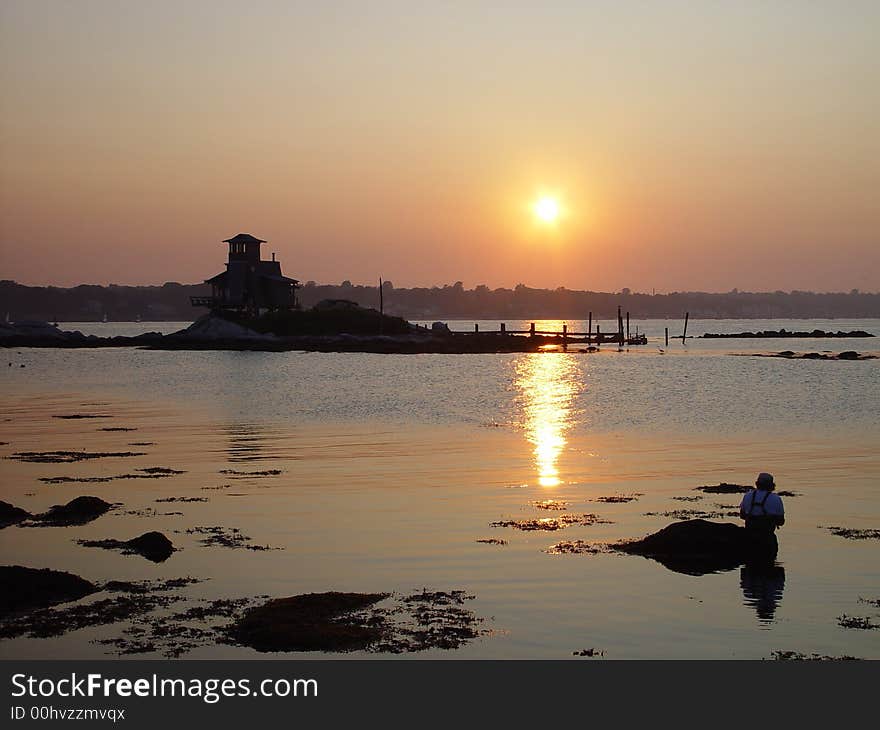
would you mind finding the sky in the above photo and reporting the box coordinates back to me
[1,0,878,292]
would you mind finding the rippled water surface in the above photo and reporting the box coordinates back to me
[1,319,878,659]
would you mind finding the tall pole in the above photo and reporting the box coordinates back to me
[587,312,592,345]
[682,312,689,345]
[378,278,384,336]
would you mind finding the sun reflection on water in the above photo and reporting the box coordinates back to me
[515,349,582,487]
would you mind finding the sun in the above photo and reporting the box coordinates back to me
[533,196,560,223]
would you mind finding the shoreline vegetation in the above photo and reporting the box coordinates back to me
[2,279,878,322]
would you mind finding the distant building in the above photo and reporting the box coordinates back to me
[190,233,300,314]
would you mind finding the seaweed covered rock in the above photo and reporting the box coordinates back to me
[77,531,175,563]
[0,500,31,528]
[0,566,98,615]
[32,496,114,526]
[228,592,390,653]
[615,519,766,575]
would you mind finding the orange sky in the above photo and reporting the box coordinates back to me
[1,1,878,291]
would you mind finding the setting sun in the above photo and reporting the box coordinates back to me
[533,196,560,223]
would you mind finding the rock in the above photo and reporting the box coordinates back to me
[171,314,273,342]
[837,351,860,360]
[228,592,390,652]
[77,531,175,563]
[695,483,750,494]
[0,565,98,615]
[32,496,114,526]
[614,519,772,576]
[0,500,31,528]
[431,321,451,333]
[125,532,175,562]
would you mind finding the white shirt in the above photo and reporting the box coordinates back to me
[740,489,784,517]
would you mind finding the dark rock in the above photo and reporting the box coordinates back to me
[31,496,114,526]
[613,519,771,575]
[837,350,860,360]
[695,483,750,494]
[0,565,98,615]
[0,500,31,528]
[229,592,390,652]
[125,532,175,562]
[78,531,175,563]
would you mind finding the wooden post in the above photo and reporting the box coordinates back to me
[474,323,479,333]
[587,312,592,345]
[530,322,535,337]
[562,323,567,347]
[617,306,624,346]
[626,312,630,341]
[682,312,689,344]
[596,323,601,346]
[501,322,506,333]
[378,277,384,336]
[665,327,669,347]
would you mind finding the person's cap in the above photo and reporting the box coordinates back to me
[756,472,775,488]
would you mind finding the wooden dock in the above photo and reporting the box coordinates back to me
[443,307,649,346]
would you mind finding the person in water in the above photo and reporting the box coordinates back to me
[739,472,785,558]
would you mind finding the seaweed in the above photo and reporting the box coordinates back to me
[769,651,861,661]
[821,526,880,540]
[490,513,612,531]
[573,648,605,657]
[532,500,568,510]
[179,526,281,551]
[594,494,643,503]
[9,450,146,463]
[545,540,612,555]
[53,414,112,419]
[837,615,879,630]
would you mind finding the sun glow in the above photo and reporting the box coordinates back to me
[533,196,560,223]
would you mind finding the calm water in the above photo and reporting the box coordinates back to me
[1,319,878,659]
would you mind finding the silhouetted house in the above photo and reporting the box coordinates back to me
[190,234,300,314]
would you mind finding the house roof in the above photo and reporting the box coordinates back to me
[204,270,300,286]
[222,233,266,244]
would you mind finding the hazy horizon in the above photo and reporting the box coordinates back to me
[2,276,878,297]
[2,1,878,291]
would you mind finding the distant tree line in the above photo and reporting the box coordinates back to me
[1,279,877,322]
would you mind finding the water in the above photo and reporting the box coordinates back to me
[1,319,878,659]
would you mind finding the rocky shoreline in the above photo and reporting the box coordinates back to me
[702,329,873,338]
[1,318,581,354]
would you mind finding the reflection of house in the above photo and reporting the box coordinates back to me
[190,234,300,314]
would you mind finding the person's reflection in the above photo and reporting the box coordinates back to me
[740,560,786,624]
